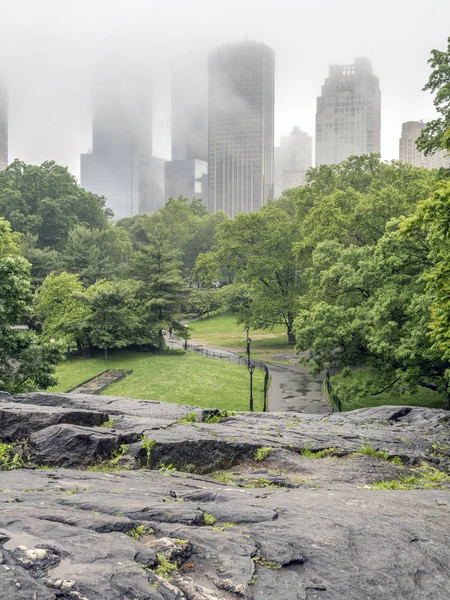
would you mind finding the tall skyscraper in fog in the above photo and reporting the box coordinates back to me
[399,121,450,169]
[81,62,164,220]
[315,58,381,167]
[208,41,275,216]
[274,127,312,197]
[0,80,7,172]
[165,69,208,202]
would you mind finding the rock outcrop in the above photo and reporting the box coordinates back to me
[1,391,450,599]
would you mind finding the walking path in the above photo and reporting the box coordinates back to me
[166,333,330,414]
[69,370,131,395]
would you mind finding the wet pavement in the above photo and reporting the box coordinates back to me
[266,361,329,414]
[168,332,330,414]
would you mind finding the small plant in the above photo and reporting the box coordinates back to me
[252,556,281,569]
[356,445,389,460]
[301,444,344,459]
[155,553,178,580]
[204,410,236,424]
[203,512,216,526]
[63,487,79,495]
[212,472,234,484]
[0,442,26,471]
[369,463,450,490]
[159,463,177,475]
[141,437,156,469]
[253,447,273,461]
[100,418,117,428]
[248,574,258,585]
[177,412,198,424]
[127,524,154,540]
[110,443,130,466]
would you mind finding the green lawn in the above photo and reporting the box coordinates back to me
[49,350,265,412]
[189,311,289,349]
[331,369,447,411]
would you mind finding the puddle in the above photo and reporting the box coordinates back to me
[3,531,40,550]
[48,558,85,579]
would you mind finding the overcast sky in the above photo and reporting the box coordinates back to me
[1,0,449,178]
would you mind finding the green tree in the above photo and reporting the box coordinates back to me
[85,279,154,359]
[131,237,187,353]
[198,201,302,343]
[0,218,62,392]
[62,224,132,285]
[34,271,92,356]
[417,37,450,156]
[0,160,112,251]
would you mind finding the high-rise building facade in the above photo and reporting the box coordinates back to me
[208,41,275,216]
[399,121,450,169]
[315,57,381,167]
[0,79,7,172]
[274,126,312,197]
[165,69,208,202]
[80,63,164,220]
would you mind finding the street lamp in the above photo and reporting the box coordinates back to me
[184,324,189,350]
[248,362,255,412]
[246,336,251,367]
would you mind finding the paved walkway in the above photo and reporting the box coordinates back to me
[167,333,330,414]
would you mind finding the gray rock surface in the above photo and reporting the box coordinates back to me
[0,391,450,599]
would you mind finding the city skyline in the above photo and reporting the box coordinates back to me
[1,0,449,180]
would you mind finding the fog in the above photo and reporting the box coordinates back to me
[0,0,449,178]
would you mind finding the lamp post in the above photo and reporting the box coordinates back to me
[248,362,255,412]
[246,335,251,368]
[184,324,189,350]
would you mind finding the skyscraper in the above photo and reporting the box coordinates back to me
[399,121,450,169]
[274,127,312,197]
[165,69,208,202]
[315,57,381,167]
[0,79,7,172]
[208,41,275,216]
[80,62,164,220]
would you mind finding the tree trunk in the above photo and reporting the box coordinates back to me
[287,327,296,345]
[159,328,163,355]
[104,347,108,360]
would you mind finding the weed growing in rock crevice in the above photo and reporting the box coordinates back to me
[369,463,450,490]
[0,442,27,471]
[301,444,344,459]
[253,447,273,461]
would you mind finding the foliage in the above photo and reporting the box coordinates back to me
[196,200,302,343]
[35,274,157,358]
[369,463,450,490]
[0,160,111,251]
[177,411,198,423]
[0,218,63,392]
[130,235,187,352]
[34,271,91,352]
[253,447,273,461]
[155,553,178,580]
[62,225,132,285]
[301,444,344,459]
[203,512,216,525]
[141,437,156,469]
[0,442,26,470]
[127,524,153,540]
[417,37,450,156]
[186,288,222,317]
[204,409,236,423]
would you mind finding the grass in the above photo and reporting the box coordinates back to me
[49,350,265,412]
[369,463,450,490]
[331,369,447,411]
[189,311,289,349]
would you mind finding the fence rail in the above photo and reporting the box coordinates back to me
[168,334,269,411]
